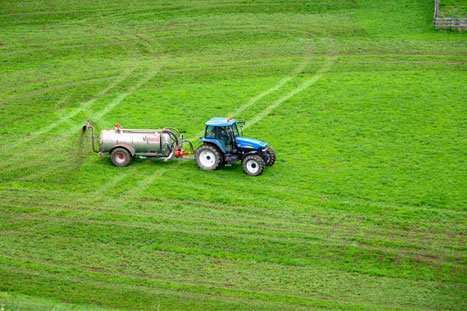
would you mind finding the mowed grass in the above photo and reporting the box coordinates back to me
[439,0,467,17]
[0,0,466,310]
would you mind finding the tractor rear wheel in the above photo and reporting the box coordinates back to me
[242,155,265,176]
[195,144,223,170]
[110,147,132,167]
[264,146,276,166]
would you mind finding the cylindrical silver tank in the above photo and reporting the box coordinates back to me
[99,129,175,156]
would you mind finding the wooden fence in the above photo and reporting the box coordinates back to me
[433,0,467,29]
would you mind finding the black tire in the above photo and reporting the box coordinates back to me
[264,146,276,167]
[242,155,265,176]
[110,147,132,167]
[217,154,224,169]
[195,144,223,170]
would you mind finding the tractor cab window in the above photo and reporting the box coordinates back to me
[205,126,228,139]
[205,126,216,138]
[217,126,231,151]
[205,126,233,152]
[232,124,240,137]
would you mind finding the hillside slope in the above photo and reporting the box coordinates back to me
[0,0,466,310]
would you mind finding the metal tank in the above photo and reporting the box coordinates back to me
[82,122,194,166]
[99,127,174,155]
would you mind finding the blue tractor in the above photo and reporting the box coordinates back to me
[194,117,276,176]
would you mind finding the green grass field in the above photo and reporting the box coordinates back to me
[0,0,466,310]
[439,0,467,17]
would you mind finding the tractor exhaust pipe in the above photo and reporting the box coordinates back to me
[82,120,99,153]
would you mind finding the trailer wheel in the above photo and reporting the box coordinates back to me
[242,155,265,176]
[195,144,222,170]
[110,147,132,167]
[264,146,276,167]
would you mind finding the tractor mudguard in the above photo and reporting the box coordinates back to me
[199,138,226,153]
[241,150,261,160]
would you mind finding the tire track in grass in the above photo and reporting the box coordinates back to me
[90,162,173,201]
[2,35,163,180]
[72,36,161,135]
[0,65,149,181]
[81,36,164,197]
[83,62,162,129]
[87,38,305,198]
[226,57,311,119]
[3,204,464,275]
[6,66,136,150]
[94,57,312,199]
[244,56,334,130]
[88,165,140,200]
[4,188,465,261]
[118,57,334,200]
[4,211,464,288]
[0,135,71,179]
[1,256,406,311]
[122,166,175,199]
[120,58,327,199]
[0,68,136,178]
[0,75,115,108]
[90,40,317,198]
[0,94,71,132]
[16,62,162,183]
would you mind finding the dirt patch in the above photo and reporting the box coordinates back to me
[90,266,103,272]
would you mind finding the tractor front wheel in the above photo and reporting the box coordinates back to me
[264,146,276,166]
[242,155,265,176]
[195,144,223,170]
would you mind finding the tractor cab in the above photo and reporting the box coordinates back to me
[196,117,276,176]
[201,117,268,153]
[202,117,241,153]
